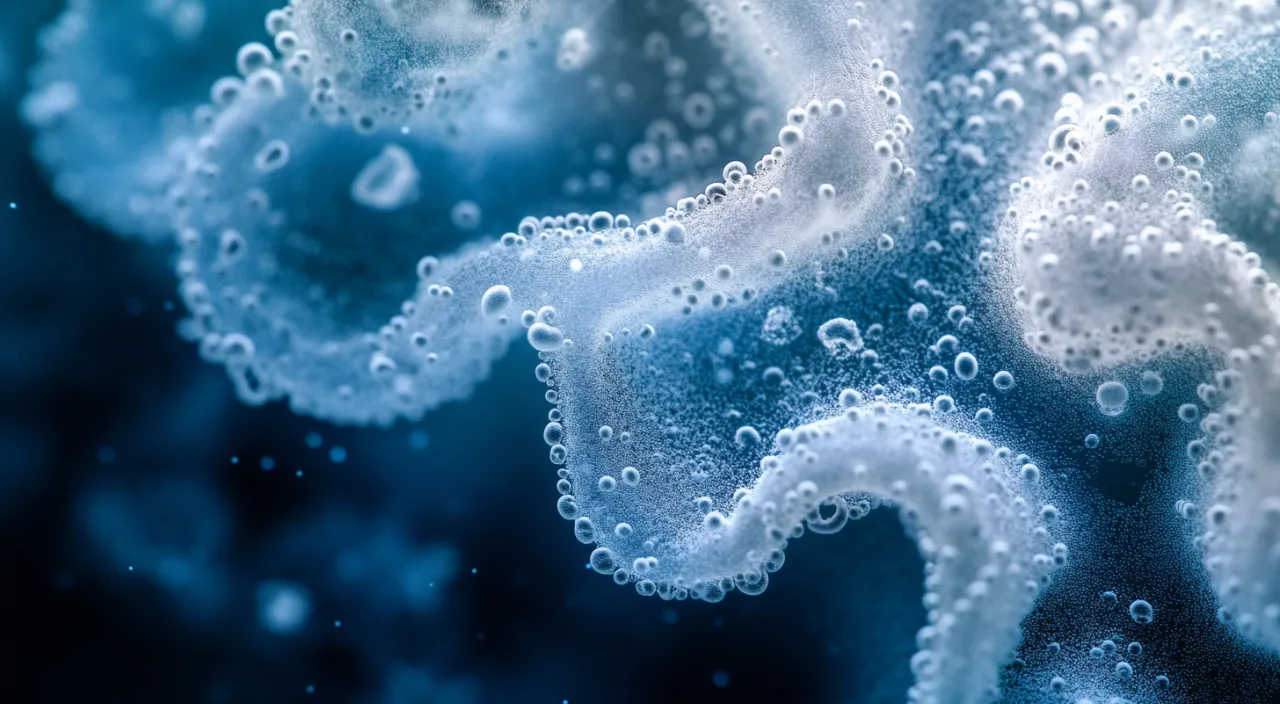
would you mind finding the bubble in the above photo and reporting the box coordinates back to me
[481,285,513,319]
[933,395,956,413]
[1178,404,1199,423]
[588,211,615,232]
[817,318,863,356]
[258,581,312,634]
[1021,463,1040,483]
[778,125,803,147]
[994,89,1024,114]
[954,352,978,380]
[908,302,930,324]
[1095,381,1129,415]
[1129,599,1154,624]
[993,371,1015,391]
[1084,434,1100,449]
[450,200,482,230]
[351,145,421,211]
[589,547,615,574]
[528,323,566,352]
[1139,371,1163,396]
[734,426,761,446]
[254,140,291,173]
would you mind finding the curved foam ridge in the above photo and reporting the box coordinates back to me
[170,0,793,425]
[1003,1,1280,652]
[589,406,1055,704]
[22,0,278,241]
[173,73,519,425]
[172,0,909,424]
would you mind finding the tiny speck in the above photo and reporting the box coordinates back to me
[230,456,239,465]
[471,567,478,575]
[334,620,342,628]
[329,446,347,464]
[97,446,116,464]
[305,685,315,694]
[295,470,304,478]
[260,456,275,471]
[305,432,323,449]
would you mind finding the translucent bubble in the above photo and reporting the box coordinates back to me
[954,352,978,380]
[993,371,1015,391]
[933,395,956,414]
[528,323,566,352]
[1129,599,1154,624]
[1178,404,1200,423]
[450,200,481,231]
[351,145,421,211]
[1139,370,1164,396]
[1096,381,1129,416]
[481,285,513,319]
[258,581,312,634]
[734,426,761,446]
[589,547,615,574]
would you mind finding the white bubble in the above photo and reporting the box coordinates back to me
[350,145,421,211]
[817,318,863,356]
[481,285,512,319]
[954,352,978,380]
[528,323,565,352]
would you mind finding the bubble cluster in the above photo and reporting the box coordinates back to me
[565,404,1058,702]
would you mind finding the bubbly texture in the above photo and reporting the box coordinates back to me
[24,0,1280,699]
[1004,0,1280,655]
[23,0,281,240]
